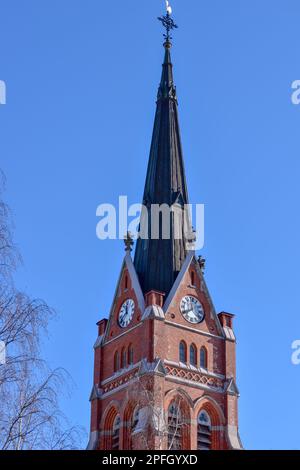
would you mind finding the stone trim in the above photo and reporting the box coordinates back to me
[223,326,236,342]
[124,252,145,313]
[226,425,243,450]
[165,373,224,394]
[100,377,139,400]
[164,360,225,380]
[89,384,102,401]
[142,305,165,321]
[103,254,145,344]
[138,358,167,377]
[86,430,99,450]
[163,251,194,313]
[194,262,224,337]
[101,361,141,386]
[94,334,105,349]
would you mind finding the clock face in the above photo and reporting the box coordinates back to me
[180,296,205,324]
[118,299,135,328]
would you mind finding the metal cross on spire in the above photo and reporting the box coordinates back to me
[158,1,178,42]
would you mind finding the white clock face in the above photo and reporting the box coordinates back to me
[118,299,135,328]
[180,296,205,324]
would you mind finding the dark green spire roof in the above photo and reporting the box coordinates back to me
[134,41,190,296]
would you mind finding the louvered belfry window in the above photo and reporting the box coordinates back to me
[197,411,212,450]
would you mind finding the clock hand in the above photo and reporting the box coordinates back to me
[120,303,130,324]
[182,307,191,314]
[120,313,125,323]
[183,309,193,315]
[120,308,127,323]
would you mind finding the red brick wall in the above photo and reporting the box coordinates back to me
[89,258,238,450]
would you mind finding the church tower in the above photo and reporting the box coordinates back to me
[88,8,243,451]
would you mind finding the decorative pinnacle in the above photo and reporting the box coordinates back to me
[124,231,134,253]
[158,1,178,43]
[198,255,206,273]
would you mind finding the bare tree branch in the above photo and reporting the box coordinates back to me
[0,171,86,450]
[126,376,184,451]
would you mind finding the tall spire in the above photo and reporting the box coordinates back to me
[134,8,191,296]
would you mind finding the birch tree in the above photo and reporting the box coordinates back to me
[0,171,85,449]
[126,376,184,450]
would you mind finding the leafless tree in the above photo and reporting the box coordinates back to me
[0,171,19,282]
[0,172,86,449]
[126,376,184,450]
[0,365,84,450]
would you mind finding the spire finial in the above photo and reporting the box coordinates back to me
[124,231,134,253]
[198,255,206,274]
[158,1,178,45]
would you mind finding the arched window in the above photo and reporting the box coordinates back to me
[168,403,182,450]
[179,341,187,363]
[114,351,120,372]
[197,410,212,450]
[128,345,134,365]
[121,347,127,369]
[132,407,139,432]
[200,347,208,369]
[190,344,197,366]
[103,407,119,450]
[112,415,121,450]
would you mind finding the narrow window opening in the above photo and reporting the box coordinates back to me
[128,345,134,365]
[190,344,197,366]
[121,348,127,369]
[114,351,120,372]
[179,341,187,363]
[200,347,208,369]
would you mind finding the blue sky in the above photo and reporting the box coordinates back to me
[1,0,300,450]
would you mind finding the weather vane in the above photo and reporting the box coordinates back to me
[158,1,178,42]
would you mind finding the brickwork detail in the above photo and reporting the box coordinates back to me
[102,368,139,395]
[88,257,242,450]
[165,365,223,391]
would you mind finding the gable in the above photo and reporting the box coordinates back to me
[103,253,145,343]
[163,254,224,338]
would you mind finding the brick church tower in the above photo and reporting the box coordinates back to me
[87,9,243,451]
